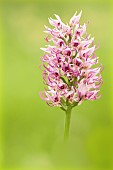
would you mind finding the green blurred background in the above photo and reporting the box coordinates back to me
[0,0,113,169]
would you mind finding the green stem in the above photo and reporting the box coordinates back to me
[64,106,72,141]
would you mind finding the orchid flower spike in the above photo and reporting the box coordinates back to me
[39,11,103,140]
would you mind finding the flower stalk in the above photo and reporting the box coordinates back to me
[64,106,72,141]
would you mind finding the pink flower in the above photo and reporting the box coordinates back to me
[69,11,82,26]
[40,11,103,109]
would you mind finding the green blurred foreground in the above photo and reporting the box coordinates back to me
[0,0,113,169]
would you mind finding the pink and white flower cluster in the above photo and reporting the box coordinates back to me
[40,11,103,109]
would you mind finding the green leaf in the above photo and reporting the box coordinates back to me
[61,97,66,106]
[61,37,67,45]
[60,76,68,85]
[72,101,78,108]
[72,51,77,59]
[66,99,69,106]
[72,77,77,86]
[68,34,71,43]
[60,107,66,111]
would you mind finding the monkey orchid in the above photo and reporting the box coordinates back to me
[40,11,103,140]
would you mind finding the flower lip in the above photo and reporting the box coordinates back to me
[59,41,64,46]
[73,42,79,47]
[54,97,59,102]
[67,51,71,56]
